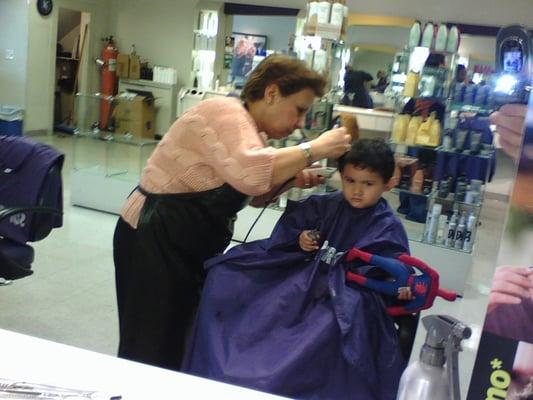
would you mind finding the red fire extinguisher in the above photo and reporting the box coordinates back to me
[100,36,118,130]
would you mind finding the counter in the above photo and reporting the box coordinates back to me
[333,105,394,136]
[0,328,288,399]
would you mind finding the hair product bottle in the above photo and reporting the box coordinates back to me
[316,0,331,24]
[454,211,467,249]
[307,0,319,24]
[434,23,448,51]
[406,114,422,145]
[445,208,459,247]
[416,113,435,146]
[462,211,477,252]
[392,113,411,143]
[408,20,422,48]
[330,0,344,27]
[425,203,442,244]
[436,214,448,245]
[429,115,442,147]
[421,21,435,48]
[446,25,460,53]
[403,71,420,98]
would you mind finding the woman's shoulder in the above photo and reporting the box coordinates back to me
[196,96,245,114]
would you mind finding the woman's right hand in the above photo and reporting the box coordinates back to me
[488,265,533,313]
[490,104,527,161]
[310,127,351,160]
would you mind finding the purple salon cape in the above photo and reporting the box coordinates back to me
[183,192,410,400]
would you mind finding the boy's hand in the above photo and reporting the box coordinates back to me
[299,230,320,252]
[397,286,414,301]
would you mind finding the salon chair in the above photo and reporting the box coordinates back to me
[0,136,64,284]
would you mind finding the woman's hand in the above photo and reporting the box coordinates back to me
[490,104,527,161]
[488,265,533,312]
[293,165,325,189]
[310,127,351,160]
[299,230,320,252]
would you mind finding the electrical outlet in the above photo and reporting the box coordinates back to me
[5,49,14,60]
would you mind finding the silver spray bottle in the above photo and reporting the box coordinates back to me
[396,315,471,400]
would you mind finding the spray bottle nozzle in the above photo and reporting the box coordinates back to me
[420,315,471,400]
[422,315,471,348]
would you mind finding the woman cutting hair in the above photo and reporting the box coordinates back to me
[113,54,352,371]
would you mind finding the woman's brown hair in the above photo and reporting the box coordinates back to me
[241,54,326,103]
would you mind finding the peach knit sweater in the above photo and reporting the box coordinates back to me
[121,97,275,228]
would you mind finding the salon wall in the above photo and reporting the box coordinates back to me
[232,15,296,52]
[0,0,29,109]
[108,0,199,89]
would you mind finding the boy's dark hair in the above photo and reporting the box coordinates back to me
[337,138,395,182]
[241,54,326,103]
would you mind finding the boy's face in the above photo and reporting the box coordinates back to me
[341,164,392,208]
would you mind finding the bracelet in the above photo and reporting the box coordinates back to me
[298,142,313,166]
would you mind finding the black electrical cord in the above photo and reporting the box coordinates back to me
[237,177,295,244]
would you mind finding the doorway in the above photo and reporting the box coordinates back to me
[54,8,89,132]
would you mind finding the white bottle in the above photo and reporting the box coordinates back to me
[445,209,458,247]
[434,23,448,51]
[308,1,319,23]
[462,212,477,252]
[408,21,422,49]
[316,0,331,24]
[454,211,467,250]
[330,0,344,27]
[425,203,442,244]
[421,22,435,49]
[446,25,460,53]
[436,215,448,245]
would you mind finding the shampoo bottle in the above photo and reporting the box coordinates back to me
[408,21,422,48]
[421,22,435,48]
[392,113,410,143]
[403,71,420,98]
[416,113,435,146]
[406,114,422,145]
[429,114,442,147]
[434,23,448,51]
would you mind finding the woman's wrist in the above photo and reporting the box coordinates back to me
[298,142,313,166]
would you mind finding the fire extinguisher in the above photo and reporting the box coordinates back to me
[100,36,118,130]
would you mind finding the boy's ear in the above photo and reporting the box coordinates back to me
[384,178,396,192]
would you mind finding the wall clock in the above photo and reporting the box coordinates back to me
[37,0,53,16]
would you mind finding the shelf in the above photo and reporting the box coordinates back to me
[448,103,494,115]
[430,194,482,208]
[434,146,495,159]
[391,187,434,198]
[74,131,159,147]
[56,57,79,61]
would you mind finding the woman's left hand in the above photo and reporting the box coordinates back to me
[294,167,325,189]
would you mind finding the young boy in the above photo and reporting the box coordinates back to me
[183,139,410,400]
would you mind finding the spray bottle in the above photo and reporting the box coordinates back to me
[396,315,471,400]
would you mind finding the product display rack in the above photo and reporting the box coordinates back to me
[382,38,498,294]
[70,93,157,214]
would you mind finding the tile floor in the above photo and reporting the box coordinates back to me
[0,133,517,398]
